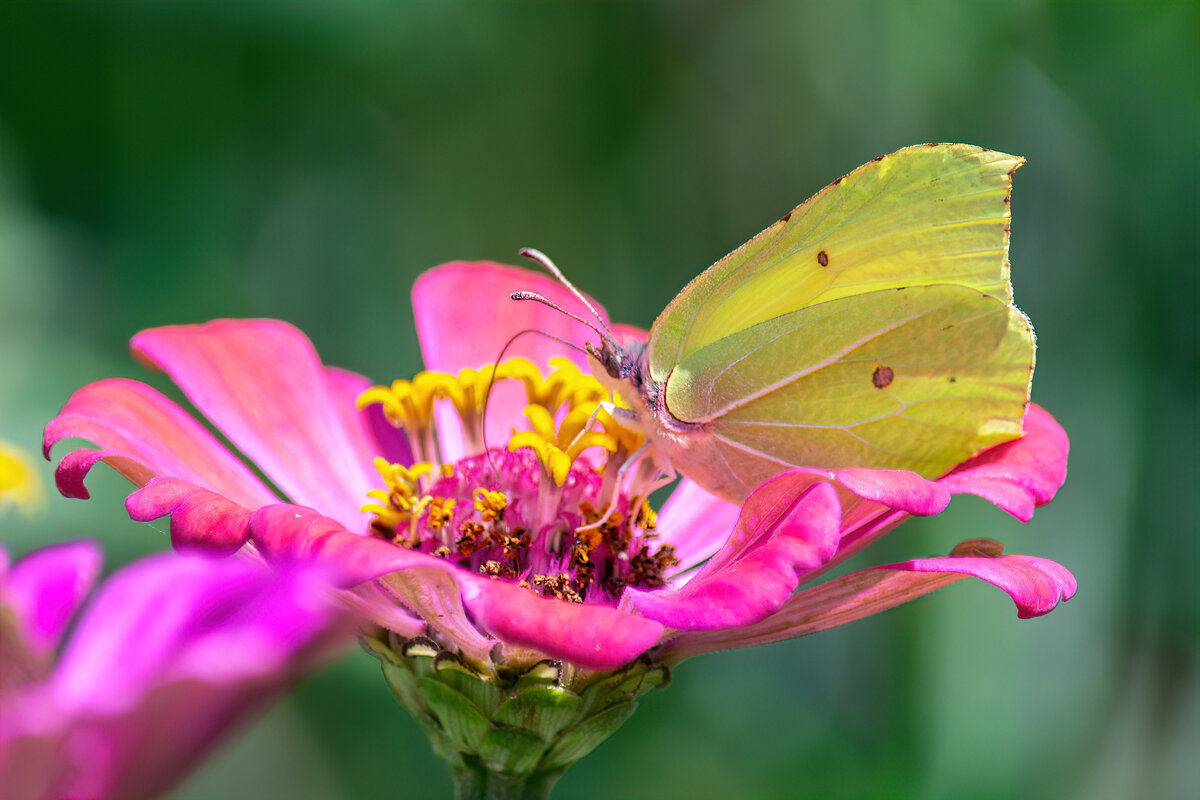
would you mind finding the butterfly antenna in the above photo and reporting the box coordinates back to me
[479,328,588,482]
[510,290,614,345]
[518,247,618,345]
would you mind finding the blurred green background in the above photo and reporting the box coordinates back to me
[0,1,1196,798]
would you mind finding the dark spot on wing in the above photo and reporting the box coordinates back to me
[832,176,842,186]
[872,366,894,389]
[871,155,884,163]
[951,538,1005,557]
[1004,193,1011,206]
[817,250,829,267]
[1004,224,1011,235]
[780,210,792,223]
[941,323,954,331]
[948,376,957,383]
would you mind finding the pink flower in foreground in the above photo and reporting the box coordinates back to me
[44,261,1074,792]
[0,542,347,800]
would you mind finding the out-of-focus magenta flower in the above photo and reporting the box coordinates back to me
[44,261,1074,672]
[0,541,347,800]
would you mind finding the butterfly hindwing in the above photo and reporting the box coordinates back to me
[661,284,1033,480]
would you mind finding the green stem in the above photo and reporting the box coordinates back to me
[449,757,564,800]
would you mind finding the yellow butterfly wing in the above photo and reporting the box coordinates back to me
[647,143,1022,382]
[638,144,1033,497]
[660,285,1033,500]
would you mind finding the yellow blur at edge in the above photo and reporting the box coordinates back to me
[0,440,44,515]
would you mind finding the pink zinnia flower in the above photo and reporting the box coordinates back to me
[0,541,347,800]
[45,261,1074,791]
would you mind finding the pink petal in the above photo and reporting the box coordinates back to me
[660,547,1076,661]
[809,468,951,577]
[52,449,157,500]
[626,482,842,630]
[378,567,495,663]
[247,505,492,657]
[126,478,254,554]
[610,323,648,347]
[656,478,741,578]
[834,468,952,516]
[324,366,413,468]
[131,319,375,530]
[43,378,276,509]
[346,582,427,640]
[248,504,435,585]
[882,551,1077,619]
[4,542,103,658]
[413,261,611,375]
[659,568,967,662]
[700,469,946,583]
[459,577,664,670]
[413,262,612,456]
[248,503,664,669]
[938,404,1069,522]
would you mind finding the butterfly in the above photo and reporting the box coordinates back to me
[522,143,1034,505]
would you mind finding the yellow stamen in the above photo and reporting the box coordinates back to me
[508,405,618,486]
[363,457,438,542]
[473,488,508,522]
[426,497,456,531]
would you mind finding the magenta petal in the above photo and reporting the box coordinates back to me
[44,378,276,509]
[248,504,663,668]
[661,549,1076,661]
[459,576,664,670]
[249,506,499,661]
[249,504,494,658]
[833,468,951,516]
[51,555,342,710]
[131,320,375,529]
[126,478,253,554]
[938,404,1069,522]
[881,552,1077,618]
[4,542,103,658]
[35,553,349,800]
[657,478,741,578]
[248,504,440,586]
[52,448,155,499]
[627,482,842,631]
[659,568,968,662]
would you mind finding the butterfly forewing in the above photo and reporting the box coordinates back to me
[647,144,1022,383]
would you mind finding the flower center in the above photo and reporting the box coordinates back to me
[359,358,678,604]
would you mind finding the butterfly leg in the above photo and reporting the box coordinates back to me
[627,455,677,533]
[576,440,674,532]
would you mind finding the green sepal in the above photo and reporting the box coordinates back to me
[478,725,550,775]
[493,685,581,741]
[435,657,504,716]
[540,700,638,771]
[368,634,670,796]
[417,675,493,753]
